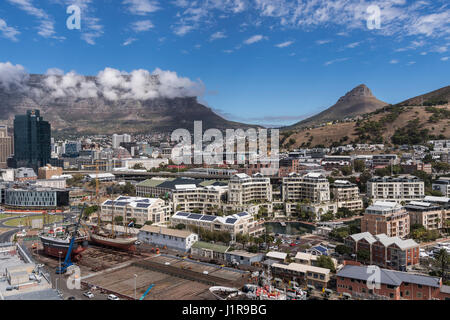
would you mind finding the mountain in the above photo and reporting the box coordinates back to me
[284,84,388,130]
[0,74,254,136]
[398,85,450,106]
[280,85,450,148]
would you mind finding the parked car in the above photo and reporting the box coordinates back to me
[108,294,120,300]
[83,291,94,298]
[67,296,76,300]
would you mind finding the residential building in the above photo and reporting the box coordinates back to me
[345,232,419,271]
[331,180,363,211]
[171,185,227,214]
[101,196,170,225]
[10,110,51,170]
[37,164,63,180]
[282,172,330,203]
[406,201,444,230]
[367,175,425,203]
[271,263,331,289]
[401,161,432,175]
[35,178,66,189]
[361,202,410,237]
[372,154,399,168]
[0,125,12,169]
[432,177,450,198]
[228,173,272,205]
[265,251,287,263]
[137,225,198,252]
[170,211,264,237]
[336,264,449,300]
[321,155,351,170]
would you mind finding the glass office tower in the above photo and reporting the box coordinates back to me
[12,110,51,170]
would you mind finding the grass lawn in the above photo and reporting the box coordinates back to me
[0,214,12,220]
[3,215,63,227]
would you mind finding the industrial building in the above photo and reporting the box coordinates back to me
[137,225,198,252]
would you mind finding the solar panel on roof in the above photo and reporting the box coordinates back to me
[104,200,114,205]
[114,202,128,206]
[117,197,130,201]
[135,199,149,203]
[176,212,190,217]
[225,218,237,224]
[200,215,216,221]
[188,213,202,220]
[136,203,151,208]
[236,212,248,217]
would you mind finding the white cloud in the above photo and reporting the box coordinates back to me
[210,31,227,41]
[123,38,137,46]
[173,25,195,36]
[0,61,28,90]
[123,0,160,15]
[316,39,332,45]
[0,18,20,41]
[244,34,265,45]
[346,42,361,48]
[441,57,449,61]
[275,40,294,48]
[131,20,154,32]
[7,0,56,38]
[390,59,399,64]
[324,58,348,66]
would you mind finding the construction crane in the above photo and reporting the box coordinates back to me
[56,204,86,274]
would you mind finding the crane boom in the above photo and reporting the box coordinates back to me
[56,204,87,274]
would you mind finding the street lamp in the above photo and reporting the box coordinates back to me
[134,274,138,300]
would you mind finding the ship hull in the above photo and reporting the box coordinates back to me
[89,233,137,251]
[40,236,88,260]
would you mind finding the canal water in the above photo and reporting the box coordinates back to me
[265,222,315,235]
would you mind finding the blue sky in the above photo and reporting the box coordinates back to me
[0,0,449,127]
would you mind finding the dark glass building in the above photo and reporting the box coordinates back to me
[11,110,51,170]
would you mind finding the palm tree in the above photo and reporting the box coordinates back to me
[434,249,449,283]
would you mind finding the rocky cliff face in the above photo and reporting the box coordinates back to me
[0,74,251,135]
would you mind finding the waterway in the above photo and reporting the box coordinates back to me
[264,222,316,235]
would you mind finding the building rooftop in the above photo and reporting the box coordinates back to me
[337,265,441,288]
[191,241,229,253]
[272,262,331,275]
[266,251,287,260]
[140,225,195,238]
[102,196,161,208]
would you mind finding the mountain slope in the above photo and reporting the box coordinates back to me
[284,84,387,130]
[0,74,255,135]
[398,85,450,106]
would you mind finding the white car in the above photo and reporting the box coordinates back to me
[108,294,120,300]
[83,291,94,299]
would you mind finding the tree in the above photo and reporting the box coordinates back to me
[340,166,353,176]
[114,215,123,225]
[144,221,153,225]
[121,182,136,196]
[174,223,185,230]
[320,212,334,222]
[335,244,351,255]
[316,255,336,272]
[357,249,370,262]
[353,159,366,172]
[132,163,145,170]
[433,249,449,283]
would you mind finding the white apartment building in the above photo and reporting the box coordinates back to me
[137,225,198,252]
[101,196,170,225]
[367,175,425,204]
[170,211,265,237]
[282,172,330,203]
[228,173,272,205]
[432,177,450,197]
[331,180,363,211]
[171,184,228,214]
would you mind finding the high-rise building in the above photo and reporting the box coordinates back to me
[0,125,13,169]
[112,134,131,149]
[11,110,51,170]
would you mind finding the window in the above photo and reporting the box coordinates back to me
[417,292,422,298]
